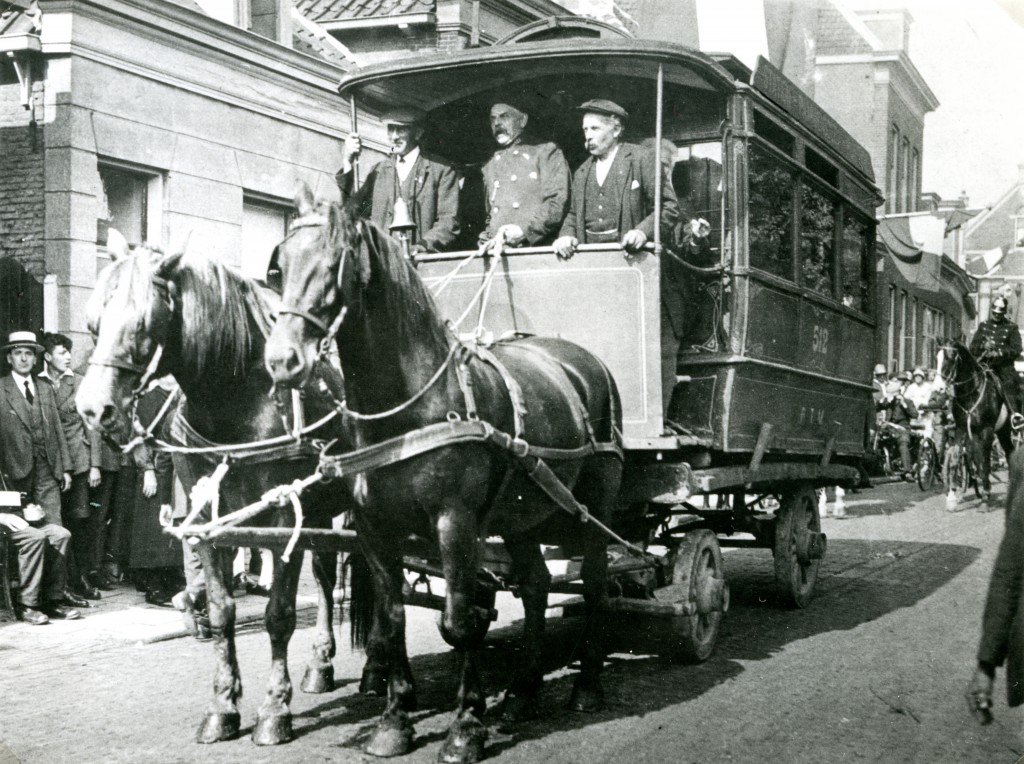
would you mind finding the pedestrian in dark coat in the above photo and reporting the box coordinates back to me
[969,447,1024,721]
[478,99,570,248]
[336,106,460,253]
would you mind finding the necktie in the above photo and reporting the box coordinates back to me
[24,380,33,405]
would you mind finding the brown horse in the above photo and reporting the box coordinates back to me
[264,185,624,764]
[75,245,357,746]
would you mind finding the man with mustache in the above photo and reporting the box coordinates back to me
[478,99,570,248]
[337,106,460,253]
[553,99,679,259]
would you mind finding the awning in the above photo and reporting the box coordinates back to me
[878,217,922,263]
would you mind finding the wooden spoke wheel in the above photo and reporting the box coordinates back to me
[665,529,728,663]
[773,484,826,608]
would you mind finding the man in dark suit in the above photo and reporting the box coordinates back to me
[39,332,101,599]
[477,99,570,248]
[337,106,461,253]
[0,330,85,624]
[554,99,679,259]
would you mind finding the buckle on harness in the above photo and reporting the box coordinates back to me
[510,438,530,458]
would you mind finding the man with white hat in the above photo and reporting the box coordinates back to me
[0,330,84,624]
[337,106,461,253]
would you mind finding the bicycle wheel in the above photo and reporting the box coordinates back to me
[917,439,937,491]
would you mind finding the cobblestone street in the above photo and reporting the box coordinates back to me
[1,477,1022,764]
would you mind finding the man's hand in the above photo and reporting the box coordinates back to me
[497,224,525,247]
[966,665,994,725]
[621,229,648,252]
[142,469,157,498]
[343,133,362,173]
[62,472,72,492]
[159,504,173,528]
[553,236,578,260]
[686,218,712,239]
[88,467,101,488]
[0,513,28,531]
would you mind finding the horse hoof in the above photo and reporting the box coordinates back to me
[364,711,414,758]
[360,667,388,697]
[498,692,541,727]
[252,713,294,746]
[567,679,605,713]
[196,711,240,743]
[301,664,335,694]
[438,712,487,764]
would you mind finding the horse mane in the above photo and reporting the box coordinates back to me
[166,251,275,381]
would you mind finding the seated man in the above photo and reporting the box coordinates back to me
[971,296,1024,429]
[877,371,918,480]
[0,331,85,624]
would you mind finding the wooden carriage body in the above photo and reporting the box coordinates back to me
[340,39,881,469]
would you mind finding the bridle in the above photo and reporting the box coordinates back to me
[87,268,176,400]
[273,213,352,357]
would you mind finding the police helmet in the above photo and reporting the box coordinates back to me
[873,363,887,376]
[993,296,1009,316]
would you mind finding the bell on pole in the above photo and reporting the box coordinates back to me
[389,196,418,262]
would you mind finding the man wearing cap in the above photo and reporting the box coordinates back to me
[553,98,679,259]
[337,107,460,253]
[478,100,570,249]
[877,371,918,480]
[0,330,84,624]
[970,296,1024,429]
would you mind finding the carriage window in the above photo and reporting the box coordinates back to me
[748,144,794,281]
[799,183,835,298]
[841,215,871,311]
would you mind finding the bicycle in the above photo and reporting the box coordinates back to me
[874,420,939,491]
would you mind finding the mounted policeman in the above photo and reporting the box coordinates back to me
[969,295,1024,430]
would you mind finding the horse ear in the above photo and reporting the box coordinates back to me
[294,182,316,217]
[106,228,130,261]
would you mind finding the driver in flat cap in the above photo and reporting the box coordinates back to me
[553,99,678,259]
[337,106,461,253]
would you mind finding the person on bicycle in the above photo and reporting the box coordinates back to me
[877,371,918,480]
[970,295,1024,430]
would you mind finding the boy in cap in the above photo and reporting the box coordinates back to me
[0,331,85,623]
[337,106,461,253]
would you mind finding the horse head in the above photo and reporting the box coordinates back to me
[77,246,180,433]
[266,182,372,388]
[937,338,976,388]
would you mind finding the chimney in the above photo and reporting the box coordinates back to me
[250,0,291,47]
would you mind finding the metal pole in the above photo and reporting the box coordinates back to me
[653,63,664,254]
[350,94,360,191]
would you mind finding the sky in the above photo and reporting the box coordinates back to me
[847,0,1024,208]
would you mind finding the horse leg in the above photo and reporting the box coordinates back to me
[498,537,550,726]
[253,548,305,745]
[358,519,417,758]
[300,550,336,694]
[196,543,242,743]
[436,504,488,764]
[980,429,995,505]
[567,459,618,713]
[350,550,391,698]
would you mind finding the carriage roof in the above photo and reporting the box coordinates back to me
[337,38,876,192]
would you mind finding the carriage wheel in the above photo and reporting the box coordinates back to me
[773,485,825,608]
[917,439,938,491]
[665,529,728,663]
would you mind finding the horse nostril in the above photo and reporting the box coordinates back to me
[268,345,304,379]
[98,405,118,430]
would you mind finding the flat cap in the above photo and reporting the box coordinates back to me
[577,98,629,120]
[381,106,427,126]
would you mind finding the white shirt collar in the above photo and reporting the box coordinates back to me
[39,368,73,382]
[594,144,620,185]
[395,147,420,183]
[11,370,34,395]
[595,144,620,166]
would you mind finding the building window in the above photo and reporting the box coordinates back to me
[911,297,918,367]
[888,126,899,214]
[242,196,291,283]
[98,162,163,248]
[900,137,911,213]
[888,285,896,370]
[899,290,908,371]
[911,148,921,213]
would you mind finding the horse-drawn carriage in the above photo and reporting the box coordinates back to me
[78,31,880,763]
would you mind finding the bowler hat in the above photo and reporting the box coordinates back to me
[2,330,43,353]
[381,106,427,127]
[897,371,912,382]
[577,98,629,120]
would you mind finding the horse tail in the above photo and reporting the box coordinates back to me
[348,550,374,650]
